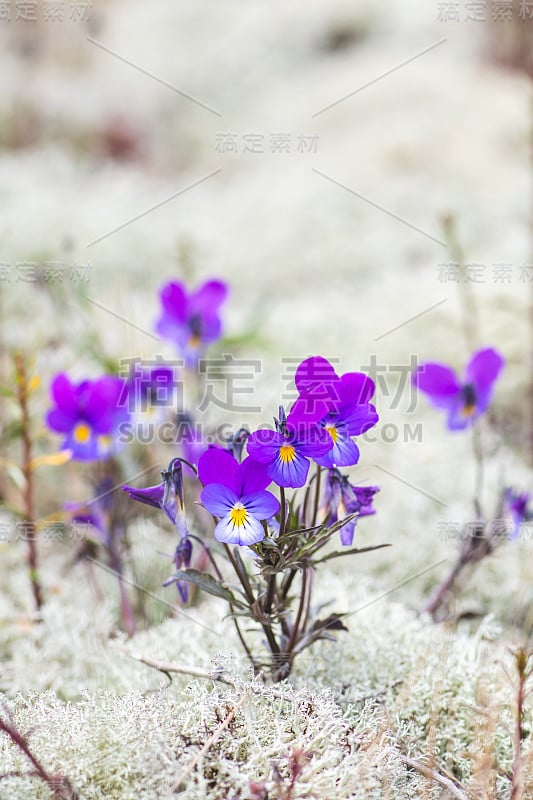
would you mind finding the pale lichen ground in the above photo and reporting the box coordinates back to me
[1,1,533,798]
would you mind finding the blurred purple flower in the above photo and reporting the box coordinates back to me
[155,279,228,367]
[46,373,129,461]
[199,448,279,546]
[412,347,504,430]
[503,488,532,541]
[322,468,380,546]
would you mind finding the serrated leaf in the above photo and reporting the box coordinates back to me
[163,569,247,608]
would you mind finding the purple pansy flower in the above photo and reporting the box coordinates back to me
[122,458,189,538]
[294,356,378,468]
[322,469,380,546]
[412,347,504,430]
[503,488,532,541]
[122,363,177,417]
[46,373,129,461]
[199,448,280,546]
[155,279,228,367]
[247,405,333,489]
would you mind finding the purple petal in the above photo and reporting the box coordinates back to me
[446,394,475,430]
[353,485,379,515]
[122,482,165,509]
[190,280,228,316]
[237,456,272,495]
[62,430,101,461]
[339,519,357,546]
[214,511,265,546]
[314,435,360,468]
[46,408,77,434]
[241,489,280,520]
[340,404,379,436]
[294,425,335,458]
[288,393,334,426]
[295,356,339,394]
[159,281,187,321]
[198,448,239,493]
[338,372,375,405]
[201,483,239,517]
[465,347,504,413]
[412,363,461,409]
[50,373,78,414]
[247,429,285,463]
[267,448,310,488]
[85,377,127,433]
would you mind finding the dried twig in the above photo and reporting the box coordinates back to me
[399,755,470,800]
[120,649,235,686]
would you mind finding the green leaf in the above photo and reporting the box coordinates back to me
[313,543,391,565]
[165,569,247,608]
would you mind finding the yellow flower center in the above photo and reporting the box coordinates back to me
[279,443,296,463]
[73,422,91,444]
[325,424,338,443]
[461,403,476,418]
[230,503,248,527]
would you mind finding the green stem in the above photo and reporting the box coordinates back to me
[286,566,309,657]
[279,486,287,536]
[311,465,322,528]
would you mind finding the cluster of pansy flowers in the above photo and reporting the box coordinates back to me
[44,277,382,608]
[122,355,381,601]
[45,278,229,461]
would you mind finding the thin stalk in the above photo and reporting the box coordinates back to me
[108,533,136,637]
[14,354,42,612]
[529,80,533,467]
[311,466,322,528]
[279,486,287,536]
[223,544,280,659]
[263,573,276,616]
[472,422,485,518]
[443,214,479,353]
[286,566,308,656]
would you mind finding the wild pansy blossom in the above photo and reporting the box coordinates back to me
[122,457,189,539]
[124,459,194,601]
[322,468,380,546]
[503,488,532,541]
[155,279,228,367]
[294,356,378,467]
[46,373,129,461]
[122,362,177,421]
[247,405,333,488]
[199,448,280,546]
[412,347,504,430]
